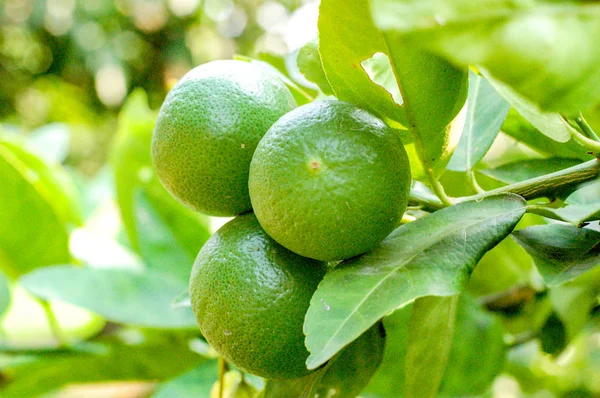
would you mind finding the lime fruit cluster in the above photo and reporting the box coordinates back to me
[152,59,412,380]
[249,100,411,261]
[189,213,327,379]
[151,59,296,216]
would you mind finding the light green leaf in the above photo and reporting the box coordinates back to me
[405,295,459,398]
[297,39,334,95]
[501,110,592,161]
[527,180,600,223]
[0,143,71,279]
[153,361,218,398]
[0,331,203,398]
[304,194,526,369]
[111,90,210,280]
[19,265,197,329]
[513,224,600,287]
[265,323,385,398]
[480,158,582,185]
[318,0,468,180]
[484,72,572,143]
[447,71,510,171]
[0,272,11,318]
[372,0,600,114]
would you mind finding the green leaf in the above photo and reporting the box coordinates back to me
[153,361,218,398]
[480,158,582,185]
[0,143,71,279]
[265,323,385,398]
[549,266,600,339]
[405,295,459,398]
[447,71,510,172]
[304,194,526,368]
[0,331,203,398]
[19,265,197,329]
[513,224,600,286]
[362,305,413,398]
[371,1,600,114]
[318,0,468,180]
[296,39,334,95]
[527,180,600,223]
[483,72,572,143]
[0,272,11,318]
[501,110,592,161]
[111,90,210,280]
[439,295,506,397]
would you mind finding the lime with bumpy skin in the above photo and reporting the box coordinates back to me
[152,60,296,216]
[249,100,411,261]
[189,213,327,380]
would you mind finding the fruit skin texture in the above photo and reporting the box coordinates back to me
[189,213,327,380]
[249,100,411,261]
[152,60,296,216]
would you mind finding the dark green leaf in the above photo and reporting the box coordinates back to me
[0,331,203,398]
[265,323,385,398]
[439,295,506,397]
[501,110,592,161]
[405,295,459,398]
[538,312,567,356]
[513,224,600,286]
[447,71,510,172]
[0,142,71,279]
[0,272,11,318]
[304,194,526,368]
[527,180,600,223]
[318,0,468,180]
[480,158,583,185]
[296,39,333,95]
[372,0,600,114]
[152,361,218,398]
[19,265,197,329]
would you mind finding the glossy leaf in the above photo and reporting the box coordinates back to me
[265,323,385,398]
[405,295,459,398]
[480,158,582,185]
[318,0,468,180]
[304,194,526,368]
[513,224,600,286]
[372,0,600,114]
[19,265,197,329]
[0,332,203,398]
[153,361,218,398]
[447,71,509,172]
[296,39,333,95]
[527,180,600,223]
[0,143,71,279]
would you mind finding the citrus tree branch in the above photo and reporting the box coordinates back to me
[409,159,600,211]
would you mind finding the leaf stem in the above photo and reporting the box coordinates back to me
[38,298,69,348]
[568,120,600,153]
[575,113,600,142]
[468,171,485,194]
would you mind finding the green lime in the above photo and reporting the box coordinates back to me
[249,100,411,261]
[189,213,327,379]
[152,60,296,216]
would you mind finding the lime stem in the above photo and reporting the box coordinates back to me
[468,171,485,194]
[426,168,454,206]
[575,113,600,142]
[38,298,69,348]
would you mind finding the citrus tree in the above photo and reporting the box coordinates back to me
[1,0,600,397]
